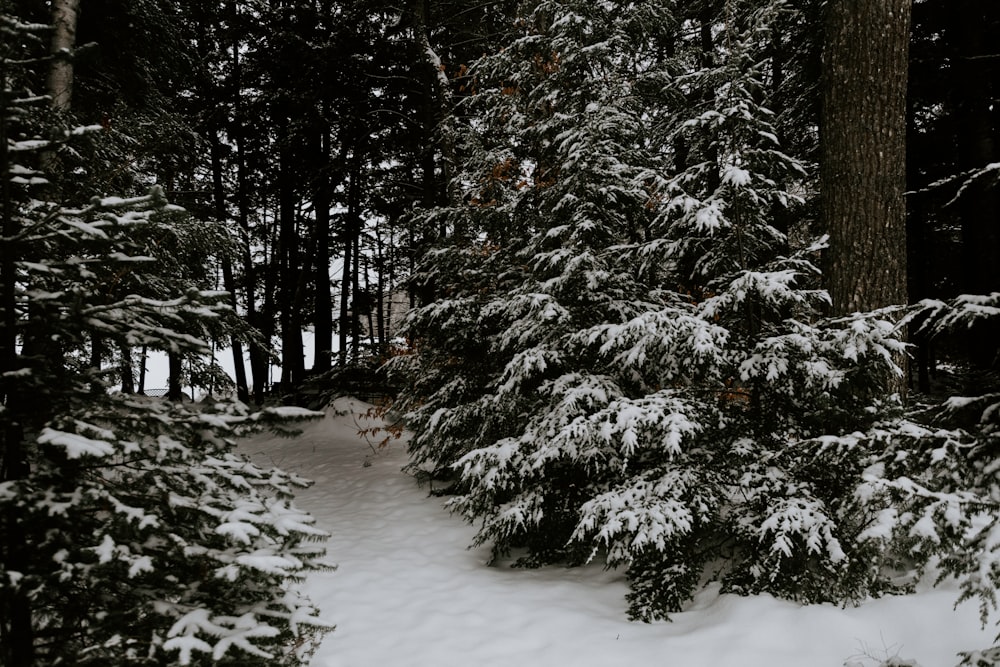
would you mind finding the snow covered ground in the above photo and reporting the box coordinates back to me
[240,398,996,667]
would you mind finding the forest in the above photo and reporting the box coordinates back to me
[1,0,999,665]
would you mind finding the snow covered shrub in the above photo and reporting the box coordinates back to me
[393,0,909,622]
[848,294,1000,661]
[0,17,331,665]
[958,647,1000,667]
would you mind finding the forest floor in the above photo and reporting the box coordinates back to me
[239,397,996,667]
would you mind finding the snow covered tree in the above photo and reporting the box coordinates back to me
[395,0,674,494]
[843,293,1000,664]
[0,14,331,666]
[393,0,912,621]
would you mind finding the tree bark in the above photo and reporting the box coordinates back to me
[821,0,911,315]
[47,0,81,111]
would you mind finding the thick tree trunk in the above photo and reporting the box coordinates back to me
[821,0,911,315]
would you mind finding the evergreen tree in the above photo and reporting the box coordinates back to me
[392,0,911,621]
[0,13,331,665]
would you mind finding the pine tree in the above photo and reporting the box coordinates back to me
[844,292,1000,663]
[0,13,331,665]
[393,0,911,621]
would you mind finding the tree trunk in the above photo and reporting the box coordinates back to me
[259,212,279,396]
[312,131,334,375]
[167,352,183,401]
[229,0,268,402]
[413,0,460,213]
[351,228,362,362]
[278,137,305,389]
[339,155,362,368]
[89,335,103,394]
[375,223,386,355]
[137,345,147,394]
[120,344,135,394]
[210,133,250,402]
[47,0,81,112]
[821,0,911,316]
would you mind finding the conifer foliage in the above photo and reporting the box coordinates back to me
[393,0,915,621]
[1,14,331,666]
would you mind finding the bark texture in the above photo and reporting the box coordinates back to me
[47,0,81,111]
[821,0,912,315]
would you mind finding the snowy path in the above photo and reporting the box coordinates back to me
[241,398,995,667]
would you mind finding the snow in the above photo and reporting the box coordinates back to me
[240,397,996,667]
[38,427,115,458]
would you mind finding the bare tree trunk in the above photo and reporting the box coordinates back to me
[821,0,911,315]
[89,335,102,394]
[259,207,279,396]
[210,133,250,402]
[168,352,183,401]
[47,0,81,111]
[120,344,134,394]
[375,222,386,355]
[364,253,376,350]
[351,228,361,362]
[137,345,147,394]
[339,155,362,368]
[338,224,353,369]
[312,130,334,374]
[278,137,305,389]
